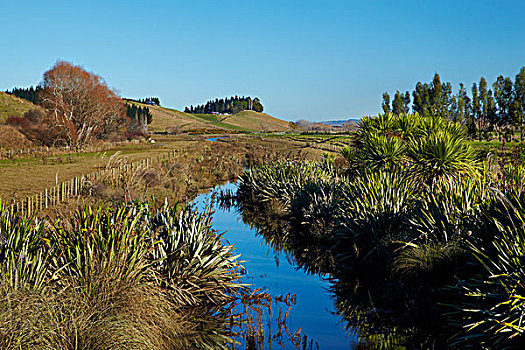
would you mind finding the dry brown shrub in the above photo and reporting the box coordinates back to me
[0,125,33,149]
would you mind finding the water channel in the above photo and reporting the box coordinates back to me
[193,182,358,349]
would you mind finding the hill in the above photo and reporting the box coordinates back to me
[218,111,290,131]
[0,91,43,123]
[141,104,213,132]
[140,102,291,133]
[320,118,360,127]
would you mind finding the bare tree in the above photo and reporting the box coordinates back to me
[40,61,127,147]
[342,120,357,132]
[295,119,312,131]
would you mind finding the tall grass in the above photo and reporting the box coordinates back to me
[0,199,244,349]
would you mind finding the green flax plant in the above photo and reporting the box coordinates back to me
[408,129,479,186]
[333,169,418,267]
[342,113,480,185]
[50,203,152,290]
[43,203,193,349]
[445,176,525,348]
[0,203,49,292]
[151,203,243,306]
[344,113,413,174]
[235,113,493,347]
[238,159,337,208]
[0,203,54,349]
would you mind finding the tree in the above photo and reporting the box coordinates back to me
[431,73,444,117]
[493,75,514,128]
[392,91,404,115]
[382,92,391,114]
[253,97,264,112]
[477,77,489,137]
[471,83,481,139]
[514,67,525,141]
[5,86,43,104]
[486,90,498,129]
[40,61,127,147]
[402,91,411,113]
[296,119,312,131]
[412,82,431,116]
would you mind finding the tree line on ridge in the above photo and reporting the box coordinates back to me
[184,96,263,115]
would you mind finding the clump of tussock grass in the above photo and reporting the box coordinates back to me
[0,199,244,349]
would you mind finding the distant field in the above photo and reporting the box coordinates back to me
[0,91,42,123]
[190,114,249,131]
[0,95,292,134]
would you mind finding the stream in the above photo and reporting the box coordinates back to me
[193,182,358,349]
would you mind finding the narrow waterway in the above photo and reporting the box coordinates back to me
[194,182,358,349]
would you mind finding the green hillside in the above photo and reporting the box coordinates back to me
[218,110,291,131]
[0,91,42,123]
[144,103,291,133]
[0,94,290,134]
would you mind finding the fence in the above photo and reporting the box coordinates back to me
[0,140,134,161]
[5,149,182,216]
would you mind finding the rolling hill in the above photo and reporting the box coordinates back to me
[0,91,43,123]
[217,110,291,131]
[142,103,291,133]
[0,93,291,138]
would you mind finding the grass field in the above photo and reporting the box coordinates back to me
[219,110,291,131]
[190,114,250,131]
[0,134,332,204]
[0,136,196,202]
[144,105,213,132]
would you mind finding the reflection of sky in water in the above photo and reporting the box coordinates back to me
[194,183,357,349]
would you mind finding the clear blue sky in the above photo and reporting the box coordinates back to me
[1,0,524,121]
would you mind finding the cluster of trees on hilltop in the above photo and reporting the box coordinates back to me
[124,97,160,106]
[381,67,525,140]
[5,86,43,104]
[126,104,152,126]
[184,96,263,114]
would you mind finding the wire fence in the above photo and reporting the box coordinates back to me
[5,149,182,216]
[0,141,134,160]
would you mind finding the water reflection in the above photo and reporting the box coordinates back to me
[215,184,443,349]
[195,183,356,349]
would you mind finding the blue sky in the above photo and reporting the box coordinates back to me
[1,0,524,121]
